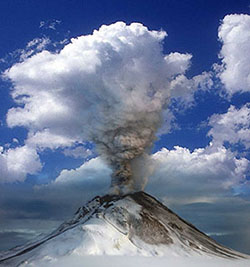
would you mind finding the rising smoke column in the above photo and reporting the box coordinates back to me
[4,22,192,194]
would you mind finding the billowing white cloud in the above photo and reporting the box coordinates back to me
[164,52,192,76]
[0,145,42,183]
[3,22,192,185]
[26,129,76,150]
[54,157,110,185]
[0,129,80,183]
[170,71,213,109]
[147,145,249,204]
[217,14,250,95]
[208,104,250,149]
[5,22,172,137]
[2,19,248,186]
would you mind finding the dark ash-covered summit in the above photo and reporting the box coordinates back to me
[0,192,247,265]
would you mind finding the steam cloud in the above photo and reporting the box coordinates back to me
[4,22,191,194]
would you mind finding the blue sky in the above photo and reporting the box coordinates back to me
[0,0,250,254]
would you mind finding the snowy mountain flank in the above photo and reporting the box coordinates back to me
[0,191,249,266]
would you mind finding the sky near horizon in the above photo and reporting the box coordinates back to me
[0,0,250,255]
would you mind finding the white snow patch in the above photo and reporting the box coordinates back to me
[19,255,250,267]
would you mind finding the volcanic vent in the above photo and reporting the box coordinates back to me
[0,191,247,266]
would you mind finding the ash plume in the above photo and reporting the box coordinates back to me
[93,114,162,194]
[5,22,192,194]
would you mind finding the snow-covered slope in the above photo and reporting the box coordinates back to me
[0,192,249,266]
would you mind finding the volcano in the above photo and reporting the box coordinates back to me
[0,191,248,266]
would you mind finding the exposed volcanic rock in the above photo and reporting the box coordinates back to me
[0,192,248,266]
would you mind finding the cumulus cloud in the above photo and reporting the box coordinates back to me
[63,146,93,159]
[26,129,76,150]
[208,104,250,150]
[217,14,250,95]
[147,145,249,204]
[2,19,248,188]
[164,52,192,76]
[13,142,245,217]
[3,22,192,188]
[0,129,78,183]
[169,71,213,110]
[34,157,111,211]
[0,145,42,183]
